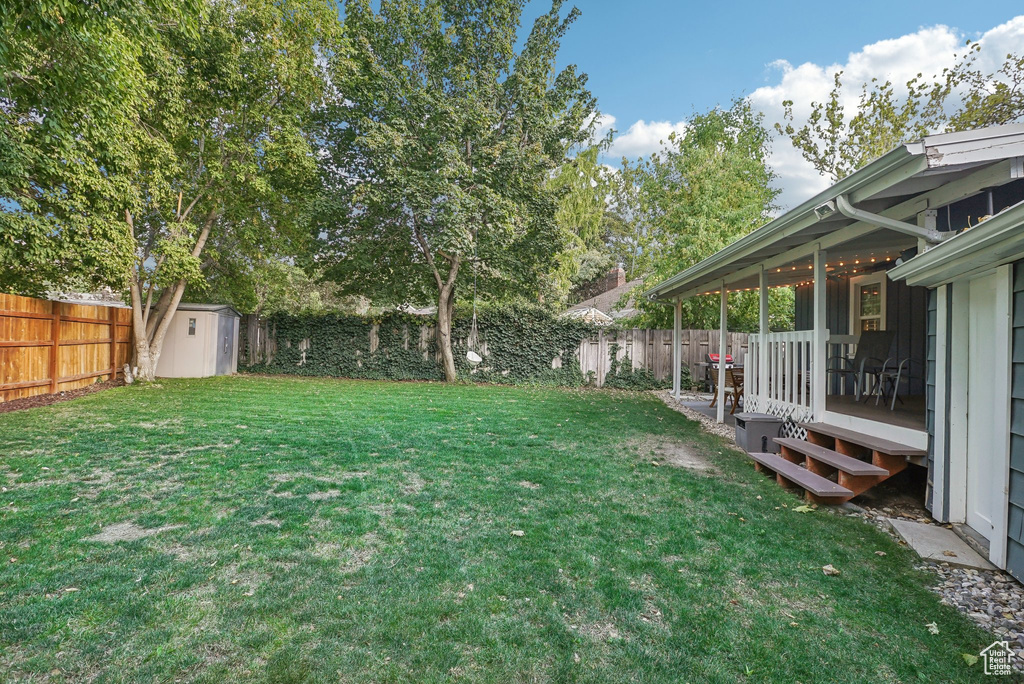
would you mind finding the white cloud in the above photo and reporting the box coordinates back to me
[750,16,1024,210]
[607,118,688,159]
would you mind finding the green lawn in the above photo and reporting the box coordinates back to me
[0,376,996,682]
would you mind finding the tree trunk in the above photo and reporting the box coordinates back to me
[247,311,261,366]
[436,283,457,382]
[125,207,217,382]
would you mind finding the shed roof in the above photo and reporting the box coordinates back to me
[176,303,242,317]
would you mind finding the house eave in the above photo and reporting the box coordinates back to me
[887,202,1024,287]
[643,122,1024,303]
[642,145,921,302]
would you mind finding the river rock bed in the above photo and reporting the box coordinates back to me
[852,505,1024,669]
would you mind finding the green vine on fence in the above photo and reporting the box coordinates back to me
[245,302,605,386]
[601,342,680,391]
[244,302,684,390]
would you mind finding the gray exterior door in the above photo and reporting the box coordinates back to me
[216,315,235,375]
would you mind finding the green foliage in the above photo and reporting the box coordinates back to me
[600,343,676,391]
[452,302,594,386]
[248,311,442,381]
[0,0,202,294]
[609,100,790,331]
[126,0,340,307]
[315,0,597,379]
[202,261,364,317]
[247,302,599,386]
[545,142,616,304]
[778,42,1024,182]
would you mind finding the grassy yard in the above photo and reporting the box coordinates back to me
[0,376,997,682]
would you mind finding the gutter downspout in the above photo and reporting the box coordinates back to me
[834,194,951,246]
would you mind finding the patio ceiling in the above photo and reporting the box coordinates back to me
[644,124,1024,302]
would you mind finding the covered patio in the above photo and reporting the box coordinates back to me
[646,126,1024,451]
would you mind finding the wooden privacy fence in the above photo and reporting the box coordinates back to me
[580,328,748,387]
[0,293,132,403]
[243,314,747,388]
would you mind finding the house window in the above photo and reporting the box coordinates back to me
[188,318,197,336]
[850,273,886,332]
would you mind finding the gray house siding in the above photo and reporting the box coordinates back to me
[1008,260,1024,583]
[926,289,937,513]
[795,272,929,395]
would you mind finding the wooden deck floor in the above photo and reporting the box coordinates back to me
[826,394,927,432]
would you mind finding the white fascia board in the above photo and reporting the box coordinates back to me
[888,202,1024,286]
[922,124,1024,168]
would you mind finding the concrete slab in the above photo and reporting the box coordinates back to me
[887,518,996,570]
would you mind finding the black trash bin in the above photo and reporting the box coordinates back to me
[734,413,784,454]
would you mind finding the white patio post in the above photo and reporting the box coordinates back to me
[672,296,682,399]
[812,247,828,421]
[758,266,768,410]
[716,282,728,424]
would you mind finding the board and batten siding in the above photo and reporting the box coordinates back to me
[1008,260,1024,582]
[794,272,929,395]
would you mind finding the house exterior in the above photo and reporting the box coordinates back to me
[564,266,642,321]
[643,123,1024,581]
[155,303,240,378]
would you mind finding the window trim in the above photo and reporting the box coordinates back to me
[849,272,887,333]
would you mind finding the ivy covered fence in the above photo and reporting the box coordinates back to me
[240,303,744,389]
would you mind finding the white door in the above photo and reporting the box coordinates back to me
[966,271,1002,541]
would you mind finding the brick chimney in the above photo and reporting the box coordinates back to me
[605,265,625,291]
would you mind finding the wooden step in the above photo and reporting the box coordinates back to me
[798,422,926,457]
[774,438,889,477]
[749,452,854,502]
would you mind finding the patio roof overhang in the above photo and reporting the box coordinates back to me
[644,124,1024,303]
[887,200,1024,287]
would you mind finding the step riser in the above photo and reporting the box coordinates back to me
[873,451,907,477]
[838,472,885,497]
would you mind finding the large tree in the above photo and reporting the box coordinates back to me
[124,0,338,380]
[0,0,200,294]
[2,0,339,381]
[316,0,597,381]
[544,141,615,305]
[778,43,1024,182]
[614,101,790,331]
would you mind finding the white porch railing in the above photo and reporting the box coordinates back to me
[744,331,815,421]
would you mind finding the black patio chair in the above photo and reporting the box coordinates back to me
[826,329,896,401]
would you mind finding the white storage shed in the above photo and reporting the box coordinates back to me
[156,303,241,378]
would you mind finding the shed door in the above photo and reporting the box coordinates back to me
[215,315,235,375]
[966,271,1006,541]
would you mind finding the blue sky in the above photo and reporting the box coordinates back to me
[554,1,1024,129]
[523,1,1024,208]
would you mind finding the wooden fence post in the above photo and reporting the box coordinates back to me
[109,306,118,379]
[49,302,61,393]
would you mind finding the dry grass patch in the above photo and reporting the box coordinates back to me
[84,521,185,543]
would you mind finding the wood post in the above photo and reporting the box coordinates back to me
[716,282,727,424]
[49,303,61,393]
[109,306,118,379]
[758,266,768,409]
[812,247,828,420]
[672,296,682,398]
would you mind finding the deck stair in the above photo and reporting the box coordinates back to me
[746,422,926,504]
